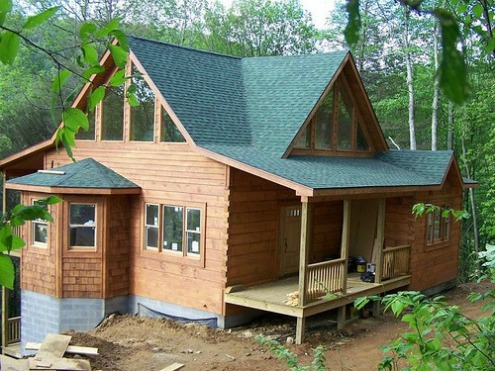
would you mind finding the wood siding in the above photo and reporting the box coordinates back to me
[226,169,296,286]
[311,201,343,263]
[20,192,58,296]
[44,141,229,314]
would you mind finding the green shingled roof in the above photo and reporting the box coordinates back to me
[127,36,461,190]
[8,158,140,189]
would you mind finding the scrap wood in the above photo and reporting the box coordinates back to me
[285,291,299,306]
[37,334,72,359]
[25,343,99,356]
[28,356,91,370]
[159,363,185,371]
[1,355,30,371]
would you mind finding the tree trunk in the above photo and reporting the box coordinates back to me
[447,101,454,150]
[461,124,480,275]
[431,23,439,151]
[404,11,416,150]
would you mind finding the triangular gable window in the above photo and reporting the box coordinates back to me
[293,77,370,154]
[101,84,125,141]
[161,107,185,142]
[130,63,155,142]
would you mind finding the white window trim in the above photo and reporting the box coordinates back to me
[69,202,97,250]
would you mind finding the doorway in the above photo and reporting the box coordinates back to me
[278,205,301,276]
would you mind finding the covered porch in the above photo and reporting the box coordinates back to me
[225,198,412,344]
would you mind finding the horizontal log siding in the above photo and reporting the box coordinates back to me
[311,202,343,263]
[227,169,297,286]
[410,171,463,291]
[384,197,415,248]
[21,192,57,296]
[45,141,229,315]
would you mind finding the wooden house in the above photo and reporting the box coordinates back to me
[0,37,474,348]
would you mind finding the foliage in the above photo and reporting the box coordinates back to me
[355,244,495,370]
[256,335,327,370]
[0,0,129,160]
[0,195,62,289]
[412,202,470,221]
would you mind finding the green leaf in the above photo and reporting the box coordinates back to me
[88,86,105,112]
[109,30,128,51]
[0,0,12,26]
[51,70,71,94]
[23,6,59,29]
[473,4,484,18]
[0,30,19,65]
[81,44,99,66]
[0,254,15,289]
[36,195,63,206]
[79,22,97,42]
[344,0,361,46]
[62,107,89,132]
[109,44,127,68]
[95,17,121,37]
[126,92,139,107]
[83,65,105,80]
[109,69,127,86]
[434,9,469,104]
[0,224,24,253]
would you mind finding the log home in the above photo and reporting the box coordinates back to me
[0,36,474,348]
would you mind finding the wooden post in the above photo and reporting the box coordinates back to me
[2,171,7,353]
[340,200,351,294]
[337,305,346,330]
[374,199,386,284]
[296,199,312,344]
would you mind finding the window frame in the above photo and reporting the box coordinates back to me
[142,201,205,265]
[292,75,372,155]
[68,202,98,251]
[30,198,49,249]
[425,205,451,248]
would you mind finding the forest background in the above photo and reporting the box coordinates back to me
[0,0,494,281]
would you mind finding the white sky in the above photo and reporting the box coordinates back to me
[218,0,336,29]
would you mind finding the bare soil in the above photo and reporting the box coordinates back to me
[66,281,494,371]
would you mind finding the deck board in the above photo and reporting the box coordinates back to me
[225,274,411,319]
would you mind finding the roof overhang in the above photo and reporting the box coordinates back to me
[5,183,141,195]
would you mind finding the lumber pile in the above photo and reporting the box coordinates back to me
[0,333,96,371]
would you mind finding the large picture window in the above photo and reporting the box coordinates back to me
[144,202,202,258]
[130,64,155,142]
[101,85,124,141]
[69,203,96,248]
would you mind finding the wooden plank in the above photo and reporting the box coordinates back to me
[1,355,29,371]
[160,362,185,371]
[340,200,351,293]
[298,201,311,306]
[37,334,71,359]
[25,343,99,356]
[374,198,385,284]
[295,317,305,345]
[28,357,91,370]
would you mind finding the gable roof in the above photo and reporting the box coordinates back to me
[0,36,474,196]
[6,158,141,195]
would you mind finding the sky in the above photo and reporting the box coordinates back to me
[218,0,336,29]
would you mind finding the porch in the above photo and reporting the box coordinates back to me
[225,246,411,343]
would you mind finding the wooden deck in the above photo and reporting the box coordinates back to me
[224,273,411,319]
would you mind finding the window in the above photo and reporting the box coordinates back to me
[69,203,96,248]
[145,204,159,249]
[293,76,369,153]
[160,107,185,143]
[101,85,124,141]
[32,202,48,247]
[77,110,96,140]
[130,64,155,142]
[426,206,450,246]
[144,203,202,258]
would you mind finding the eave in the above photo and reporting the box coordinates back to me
[5,183,141,195]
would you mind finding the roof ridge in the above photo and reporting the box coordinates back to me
[128,35,242,61]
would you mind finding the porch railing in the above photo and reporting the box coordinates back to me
[6,316,21,344]
[381,245,411,280]
[305,258,346,302]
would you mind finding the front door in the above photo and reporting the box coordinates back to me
[279,205,301,276]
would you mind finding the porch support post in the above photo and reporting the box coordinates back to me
[340,200,351,294]
[296,199,312,344]
[337,306,346,330]
[374,198,386,284]
[2,171,7,353]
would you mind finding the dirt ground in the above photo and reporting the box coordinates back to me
[66,281,494,371]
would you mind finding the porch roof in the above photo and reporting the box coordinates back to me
[6,158,141,192]
[201,145,455,189]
